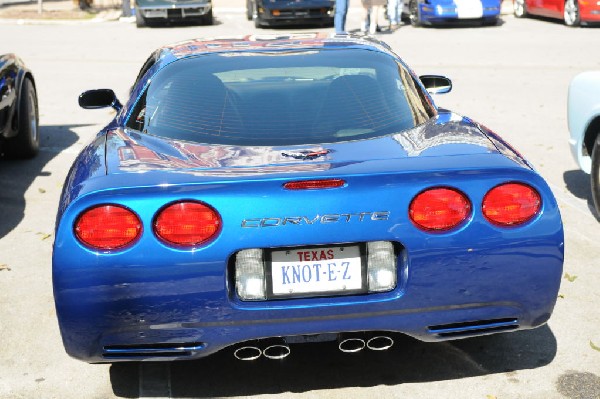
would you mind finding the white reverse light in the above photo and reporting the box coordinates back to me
[367,241,397,292]
[236,249,266,300]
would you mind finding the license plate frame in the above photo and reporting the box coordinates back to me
[265,243,368,299]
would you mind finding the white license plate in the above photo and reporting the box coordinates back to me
[270,245,364,297]
[144,9,168,18]
[455,0,483,18]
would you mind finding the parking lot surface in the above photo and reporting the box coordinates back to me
[0,6,599,398]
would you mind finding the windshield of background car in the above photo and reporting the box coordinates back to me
[126,48,436,146]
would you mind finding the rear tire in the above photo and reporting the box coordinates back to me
[591,134,600,216]
[6,78,39,159]
[513,0,527,17]
[409,0,421,26]
[135,8,146,27]
[202,8,213,25]
[563,0,580,26]
[254,14,263,28]
[482,16,498,25]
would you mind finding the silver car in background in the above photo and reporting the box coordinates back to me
[568,71,600,215]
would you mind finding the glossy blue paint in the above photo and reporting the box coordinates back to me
[415,0,501,25]
[52,34,563,363]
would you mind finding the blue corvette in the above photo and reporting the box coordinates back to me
[53,33,563,363]
[405,0,502,26]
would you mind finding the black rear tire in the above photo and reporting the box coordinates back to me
[254,15,263,28]
[482,16,498,26]
[135,8,146,27]
[6,78,39,159]
[202,8,213,25]
[409,0,421,26]
[591,134,600,215]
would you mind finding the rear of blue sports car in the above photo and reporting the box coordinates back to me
[52,36,563,363]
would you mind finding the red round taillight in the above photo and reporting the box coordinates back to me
[409,187,471,231]
[74,204,142,250]
[482,183,541,226]
[154,201,221,247]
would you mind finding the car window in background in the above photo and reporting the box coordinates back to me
[126,49,435,146]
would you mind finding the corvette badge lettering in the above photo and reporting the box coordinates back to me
[241,211,390,228]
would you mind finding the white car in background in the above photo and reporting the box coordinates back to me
[568,71,600,215]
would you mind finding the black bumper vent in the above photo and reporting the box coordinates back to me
[428,318,519,338]
[103,342,205,359]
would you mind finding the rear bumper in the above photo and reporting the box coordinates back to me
[94,305,538,361]
[256,2,334,24]
[419,4,500,23]
[54,236,562,362]
[137,3,211,20]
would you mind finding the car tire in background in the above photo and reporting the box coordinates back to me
[135,8,146,27]
[563,0,580,26]
[409,0,421,26]
[6,78,39,159]
[591,135,600,215]
[254,14,264,28]
[202,8,213,24]
[482,16,498,25]
[513,0,528,17]
[246,0,253,20]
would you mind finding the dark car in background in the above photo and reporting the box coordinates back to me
[246,0,334,28]
[0,54,38,159]
[134,0,213,27]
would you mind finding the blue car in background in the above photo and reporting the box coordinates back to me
[405,0,502,26]
[53,33,563,363]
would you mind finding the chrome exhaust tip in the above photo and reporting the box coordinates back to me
[233,344,262,361]
[263,340,291,360]
[366,335,394,351]
[338,334,366,353]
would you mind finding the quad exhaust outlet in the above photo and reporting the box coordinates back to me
[234,333,394,360]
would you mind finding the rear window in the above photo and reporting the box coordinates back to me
[126,48,435,146]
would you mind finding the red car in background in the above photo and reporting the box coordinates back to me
[513,0,600,26]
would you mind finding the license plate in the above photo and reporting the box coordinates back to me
[268,244,365,298]
[455,0,483,18]
[144,9,168,18]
